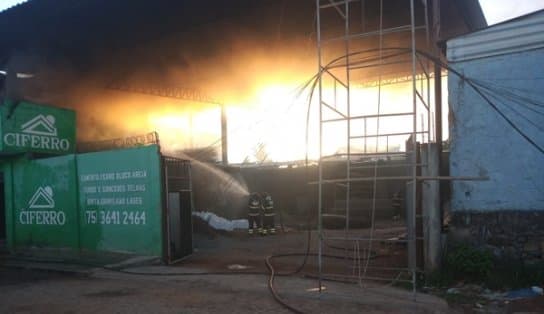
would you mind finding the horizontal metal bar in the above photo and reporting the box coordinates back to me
[350,131,426,139]
[322,25,427,44]
[419,176,490,181]
[350,112,415,120]
[348,59,411,71]
[322,117,347,123]
[316,176,407,183]
[349,163,426,170]
[324,112,415,123]
[324,235,425,241]
[324,236,411,243]
[322,214,348,219]
[310,176,489,185]
[345,266,414,272]
[322,152,410,160]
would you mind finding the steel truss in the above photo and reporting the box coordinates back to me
[315,0,433,298]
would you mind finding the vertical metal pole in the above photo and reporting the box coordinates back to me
[362,0,384,286]
[364,118,367,153]
[432,0,443,233]
[431,111,435,141]
[344,0,352,250]
[423,0,431,146]
[316,0,324,294]
[423,0,431,45]
[435,66,442,149]
[427,83,431,143]
[421,114,425,143]
[188,162,195,252]
[432,0,443,153]
[409,0,418,298]
[221,104,228,165]
[189,111,194,148]
[334,79,337,108]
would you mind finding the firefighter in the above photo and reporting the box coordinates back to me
[247,192,263,235]
[262,192,276,235]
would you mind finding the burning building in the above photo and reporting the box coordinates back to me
[0,0,485,160]
[11,1,544,303]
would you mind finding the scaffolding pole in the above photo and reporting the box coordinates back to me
[315,0,432,298]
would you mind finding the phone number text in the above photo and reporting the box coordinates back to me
[85,210,147,225]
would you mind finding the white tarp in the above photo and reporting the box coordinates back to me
[193,211,248,231]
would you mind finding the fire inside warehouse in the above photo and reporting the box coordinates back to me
[0,1,544,313]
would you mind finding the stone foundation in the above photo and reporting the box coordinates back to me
[449,211,544,262]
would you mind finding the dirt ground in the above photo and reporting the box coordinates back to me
[0,226,541,313]
[0,266,450,314]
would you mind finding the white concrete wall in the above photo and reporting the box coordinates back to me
[448,48,544,211]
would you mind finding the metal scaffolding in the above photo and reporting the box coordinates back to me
[315,0,432,296]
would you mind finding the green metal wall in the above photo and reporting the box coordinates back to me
[6,155,79,249]
[77,145,163,256]
[3,145,163,257]
[0,101,76,154]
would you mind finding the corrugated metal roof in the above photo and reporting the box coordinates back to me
[447,10,544,62]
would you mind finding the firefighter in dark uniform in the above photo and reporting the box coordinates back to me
[247,192,263,235]
[262,192,276,235]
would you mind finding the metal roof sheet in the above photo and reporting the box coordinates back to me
[447,10,544,62]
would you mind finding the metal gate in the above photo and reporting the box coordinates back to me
[163,157,194,263]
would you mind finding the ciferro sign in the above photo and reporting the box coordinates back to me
[19,186,66,225]
[1,101,76,153]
